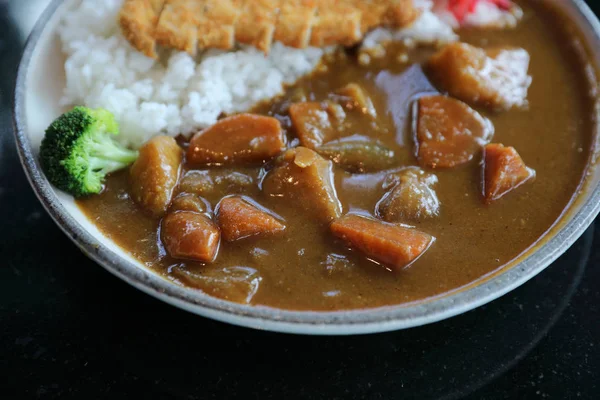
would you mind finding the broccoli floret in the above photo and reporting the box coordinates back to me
[40,106,138,197]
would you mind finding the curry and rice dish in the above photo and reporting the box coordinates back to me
[41,0,597,310]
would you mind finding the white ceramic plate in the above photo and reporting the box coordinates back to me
[13,0,600,335]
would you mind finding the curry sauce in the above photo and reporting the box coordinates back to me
[78,1,595,311]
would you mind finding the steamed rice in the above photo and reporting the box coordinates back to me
[59,0,456,148]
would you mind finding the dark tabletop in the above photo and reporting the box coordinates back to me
[1,1,599,399]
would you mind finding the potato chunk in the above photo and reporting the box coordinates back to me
[129,135,183,217]
[161,211,221,262]
[216,196,285,242]
[331,214,435,271]
[262,147,342,223]
[483,143,535,203]
[289,102,336,149]
[377,167,440,222]
[427,43,531,111]
[416,95,493,168]
[187,114,285,166]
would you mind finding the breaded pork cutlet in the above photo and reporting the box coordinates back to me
[154,0,203,55]
[273,0,317,49]
[119,0,165,58]
[155,0,241,55]
[350,0,419,32]
[309,0,363,47]
[120,0,420,58]
[196,0,241,50]
[383,0,420,27]
[235,0,281,53]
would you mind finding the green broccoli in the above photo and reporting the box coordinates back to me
[40,106,138,197]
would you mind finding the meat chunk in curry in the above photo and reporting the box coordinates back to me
[377,167,440,222]
[289,102,337,149]
[415,95,493,168]
[170,266,261,304]
[161,211,221,262]
[170,193,211,214]
[216,196,286,242]
[427,42,531,111]
[187,114,285,166]
[483,143,536,203]
[331,214,435,271]
[129,135,183,217]
[262,147,343,223]
[335,83,377,118]
[177,169,256,205]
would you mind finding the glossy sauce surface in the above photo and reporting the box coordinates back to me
[78,1,595,311]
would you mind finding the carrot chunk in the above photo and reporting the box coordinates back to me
[331,214,435,271]
[216,196,286,242]
[416,95,493,168]
[289,102,336,149]
[161,211,221,262]
[187,114,285,166]
[483,143,535,203]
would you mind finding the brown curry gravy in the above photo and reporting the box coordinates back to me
[78,1,595,311]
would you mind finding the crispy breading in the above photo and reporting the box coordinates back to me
[119,0,165,58]
[274,0,317,48]
[197,0,240,50]
[235,0,281,53]
[341,0,419,32]
[384,0,420,27]
[155,0,203,55]
[121,0,420,57]
[343,0,389,32]
[310,0,363,47]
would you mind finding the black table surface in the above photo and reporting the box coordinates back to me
[2,1,599,399]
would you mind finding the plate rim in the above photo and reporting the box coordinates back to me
[12,0,600,335]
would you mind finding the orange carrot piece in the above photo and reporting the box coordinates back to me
[187,114,285,166]
[161,211,221,262]
[330,214,435,271]
[216,196,286,242]
[483,143,535,203]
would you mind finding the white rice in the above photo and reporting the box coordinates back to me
[362,10,457,49]
[362,0,457,50]
[59,0,457,148]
